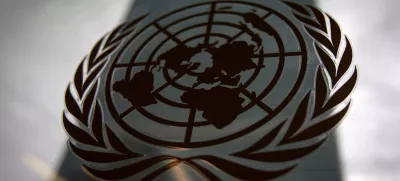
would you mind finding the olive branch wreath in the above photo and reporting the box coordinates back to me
[62,2,357,181]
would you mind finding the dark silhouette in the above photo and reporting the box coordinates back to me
[242,12,274,35]
[111,13,272,131]
[181,86,245,129]
[195,41,262,87]
[209,41,259,76]
[113,70,157,107]
[240,21,262,48]
[153,42,217,72]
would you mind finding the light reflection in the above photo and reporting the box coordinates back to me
[168,162,191,181]
[23,154,66,181]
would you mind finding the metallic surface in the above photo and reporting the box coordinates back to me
[0,0,398,181]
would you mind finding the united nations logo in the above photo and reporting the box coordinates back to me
[63,1,357,180]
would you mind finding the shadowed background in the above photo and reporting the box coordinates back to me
[0,0,398,181]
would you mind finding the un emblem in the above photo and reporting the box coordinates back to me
[63,1,357,180]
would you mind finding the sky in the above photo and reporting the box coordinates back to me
[0,0,399,180]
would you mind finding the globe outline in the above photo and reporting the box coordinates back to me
[105,1,308,148]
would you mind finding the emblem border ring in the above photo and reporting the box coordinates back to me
[105,1,308,148]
